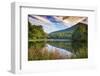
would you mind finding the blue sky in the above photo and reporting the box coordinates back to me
[28,15,70,33]
[28,15,87,33]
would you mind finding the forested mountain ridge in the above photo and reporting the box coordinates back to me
[48,23,88,40]
[28,21,88,42]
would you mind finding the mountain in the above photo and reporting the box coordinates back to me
[72,23,88,41]
[48,23,88,39]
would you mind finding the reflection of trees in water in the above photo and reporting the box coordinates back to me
[72,41,88,58]
[28,41,62,60]
[28,43,69,60]
[28,41,74,60]
[48,41,88,58]
[28,40,88,60]
[28,41,46,48]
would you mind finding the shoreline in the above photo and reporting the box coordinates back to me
[29,39,72,42]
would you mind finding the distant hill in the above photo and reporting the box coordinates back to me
[48,23,88,39]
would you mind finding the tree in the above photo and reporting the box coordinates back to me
[28,22,47,40]
[72,23,88,42]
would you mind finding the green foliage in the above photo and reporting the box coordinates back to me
[28,22,88,60]
[28,21,88,42]
[48,24,78,39]
[48,23,88,41]
[72,23,88,41]
[28,41,46,48]
[28,22,47,40]
[48,30,73,39]
[71,23,88,58]
[72,41,88,58]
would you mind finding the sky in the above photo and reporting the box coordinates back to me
[28,15,87,33]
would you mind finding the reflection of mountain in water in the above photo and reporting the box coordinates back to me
[43,44,74,59]
[28,41,87,60]
[48,41,74,52]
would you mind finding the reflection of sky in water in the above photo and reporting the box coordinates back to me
[44,44,74,58]
[28,41,87,60]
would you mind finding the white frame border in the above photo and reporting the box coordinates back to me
[11,2,97,74]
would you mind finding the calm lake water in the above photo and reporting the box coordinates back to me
[28,40,88,60]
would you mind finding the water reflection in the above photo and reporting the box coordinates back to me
[28,41,88,60]
[72,41,88,58]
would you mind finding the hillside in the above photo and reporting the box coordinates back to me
[48,23,88,40]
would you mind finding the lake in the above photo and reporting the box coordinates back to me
[28,40,88,61]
